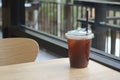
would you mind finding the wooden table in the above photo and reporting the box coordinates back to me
[0,58,119,80]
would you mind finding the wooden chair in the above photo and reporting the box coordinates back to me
[0,38,39,66]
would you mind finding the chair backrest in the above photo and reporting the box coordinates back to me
[0,38,39,66]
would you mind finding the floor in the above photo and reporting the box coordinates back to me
[35,48,62,62]
[0,29,2,38]
[0,30,62,62]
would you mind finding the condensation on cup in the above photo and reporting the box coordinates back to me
[65,28,94,68]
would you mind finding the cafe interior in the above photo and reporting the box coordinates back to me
[0,0,120,80]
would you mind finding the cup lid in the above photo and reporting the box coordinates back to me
[65,28,94,40]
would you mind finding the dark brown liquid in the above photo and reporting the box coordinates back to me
[68,39,91,68]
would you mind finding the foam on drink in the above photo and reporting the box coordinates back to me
[65,28,94,40]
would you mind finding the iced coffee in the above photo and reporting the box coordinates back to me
[65,28,94,68]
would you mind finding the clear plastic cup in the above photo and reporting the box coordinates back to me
[65,28,94,68]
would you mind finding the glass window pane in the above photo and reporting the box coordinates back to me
[24,0,120,59]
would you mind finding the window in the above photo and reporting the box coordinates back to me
[23,0,120,70]
[2,0,120,70]
[0,0,2,38]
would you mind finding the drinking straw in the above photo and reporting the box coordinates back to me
[86,10,88,34]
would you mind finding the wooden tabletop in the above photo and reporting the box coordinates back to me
[0,58,119,80]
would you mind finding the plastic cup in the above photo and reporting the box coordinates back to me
[65,28,94,68]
